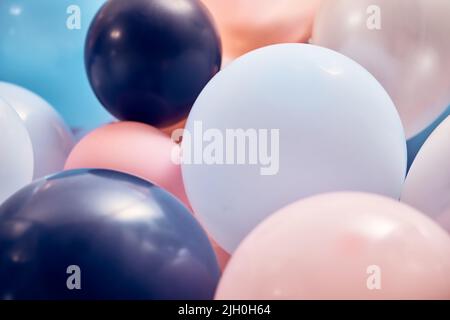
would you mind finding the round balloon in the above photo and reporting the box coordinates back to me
[0,169,220,300]
[85,0,222,128]
[181,44,407,253]
[216,193,450,300]
[312,0,450,138]
[402,117,450,232]
[0,82,75,178]
[64,121,230,269]
[0,0,112,129]
[201,0,321,59]
[0,98,33,204]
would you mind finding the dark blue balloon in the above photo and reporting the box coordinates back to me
[407,105,450,171]
[0,169,220,300]
[85,0,222,128]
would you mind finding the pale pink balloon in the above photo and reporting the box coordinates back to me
[402,117,450,232]
[65,121,230,269]
[216,193,450,300]
[201,0,321,59]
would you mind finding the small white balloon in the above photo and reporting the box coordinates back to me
[402,116,450,232]
[0,98,34,203]
[0,82,75,178]
[181,44,407,252]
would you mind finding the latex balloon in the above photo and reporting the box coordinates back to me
[162,118,187,136]
[201,0,321,59]
[313,0,450,138]
[85,0,222,128]
[0,0,112,129]
[402,117,450,232]
[0,169,220,300]
[182,44,407,253]
[216,193,450,300]
[0,82,75,178]
[65,122,188,204]
[0,98,33,204]
[64,121,230,269]
[407,105,450,170]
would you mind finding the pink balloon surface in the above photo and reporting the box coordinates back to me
[216,193,450,299]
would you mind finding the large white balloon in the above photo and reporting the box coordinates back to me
[402,117,450,232]
[181,44,407,252]
[312,0,450,138]
[0,82,74,178]
[0,98,33,203]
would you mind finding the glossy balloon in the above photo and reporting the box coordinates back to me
[201,0,321,59]
[85,0,222,128]
[0,169,220,300]
[182,44,407,252]
[216,193,450,300]
[0,0,112,129]
[313,0,450,138]
[0,82,75,178]
[402,117,450,232]
[0,98,33,204]
[407,105,450,170]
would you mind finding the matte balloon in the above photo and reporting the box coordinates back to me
[0,98,33,204]
[313,0,450,138]
[216,193,450,300]
[407,105,450,170]
[0,0,112,129]
[65,122,230,269]
[201,0,321,59]
[85,0,222,128]
[402,117,450,232]
[182,44,407,253]
[0,169,220,299]
[0,82,75,178]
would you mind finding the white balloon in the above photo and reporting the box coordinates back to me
[402,116,450,232]
[312,0,450,138]
[181,44,407,252]
[0,82,74,178]
[0,98,33,203]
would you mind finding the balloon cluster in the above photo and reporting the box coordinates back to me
[0,0,449,300]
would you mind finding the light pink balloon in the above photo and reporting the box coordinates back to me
[216,192,450,300]
[402,117,450,232]
[201,0,321,59]
[313,0,450,138]
[65,121,230,270]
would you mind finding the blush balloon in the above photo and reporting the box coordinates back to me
[201,0,321,59]
[216,193,450,300]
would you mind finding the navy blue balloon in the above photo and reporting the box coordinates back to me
[0,169,220,300]
[85,0,222,128]
[407,105,450,171]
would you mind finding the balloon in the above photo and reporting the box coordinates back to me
[0,82,75,178]
[216,193,450,300]
[65,121,187,204]
[0,98,33,204]
[402,117,450,232]
[0,0,112,129]
[0,169,220,300]
[85,0,222,128]
[181,44,407,253]
[200,0,321,59]
[64,121,230,269]
[162,118,187,136]
[407,105,450,170]
[312,0,450,138]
